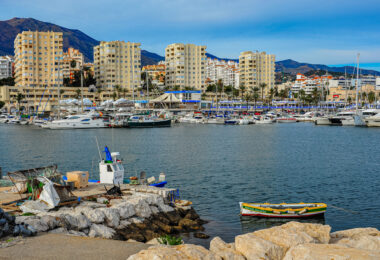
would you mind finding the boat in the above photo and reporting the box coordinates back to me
[329,111,355,126]
[239,202,327,218]
[205,116,225,124]
[0,115,9,123]
[314,116,331,125]
[365,113,380,127]
[99,146,124,185]
[224,118,238,125]
[354,109,380,126]
[43,112,106,129]
[149,181,167,187]
[124,115,171,128]
[255,116,274,124]
[276,116,297,123]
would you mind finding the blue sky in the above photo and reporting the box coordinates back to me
[1,0,380,70]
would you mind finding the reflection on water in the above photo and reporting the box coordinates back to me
[240,216,325,233]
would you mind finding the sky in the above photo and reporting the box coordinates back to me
[1,0,380,71]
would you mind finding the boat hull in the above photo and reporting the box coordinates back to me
[125,119,171,128]
[240,202,327,218]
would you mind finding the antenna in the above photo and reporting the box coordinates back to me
[95,136,102,161]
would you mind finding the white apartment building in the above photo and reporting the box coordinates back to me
[94,41,141,90]
[0,56,13,79]
[292,73,332,96]
[165,43,207,91]
[205,58,239,88]
[62,48,84,79]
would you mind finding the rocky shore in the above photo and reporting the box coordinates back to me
[13,190,207,242]
[128,221,380,260]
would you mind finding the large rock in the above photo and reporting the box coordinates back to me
[20,217,50,232]
[74,213,91,230]
[283,243,380,260]
[127,244,221,260]
[112,203,136,219]
[88,224,115,239]
[235,233,284,260]
[210,236,245,260]
[331,228,380,251]
[131,199,153,218]
[117,220,131,230]
[178,218,204,231]
[83,208,105,224]
[100,208,120,228]
[40,215,59,230]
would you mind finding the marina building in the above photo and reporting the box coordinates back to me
[291,73,332,96]
[62,48,84,80]
[239,51,275,95]
[94,41,141,91]
[205,58,239,88]
[0,56,13,79]
[165,43,207,91]
[14,31,63,88]
[142,64,166,87]
[327,84,380,102]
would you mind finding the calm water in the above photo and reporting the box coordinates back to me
[0,123,379,244]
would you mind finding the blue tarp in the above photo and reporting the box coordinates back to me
[104,146,113,162]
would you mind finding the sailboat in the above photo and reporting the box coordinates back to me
[352,54,367,126]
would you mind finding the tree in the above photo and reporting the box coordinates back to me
[15,93,24,115]
[368,91,375,104]
[259,83,267,103]
[112,92,117,101]
[0,77,15,86]
[96,88,103,101]
[70,60,77,68]
[239,84,245,100]
[75,89,81,99]
[311,87,320,105]
[0,101,5,109]
[243,92,251,111]
[232,88,239,100]
[251,87,260,111]
[347,96,352,105]
[268,87,275,107]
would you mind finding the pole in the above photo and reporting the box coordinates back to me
[81,66,84,113]
[57,56,61,119]
[355,53,360,113]
[146,72,149,100]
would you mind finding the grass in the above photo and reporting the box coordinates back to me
[5,238,14,243]
[21,212,35,216]
[157,235,183,245]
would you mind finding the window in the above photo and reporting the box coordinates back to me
[107,165,113,172]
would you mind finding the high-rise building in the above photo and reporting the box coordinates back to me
[239,51,275,95]
[0,56,13,79]
[14,31,63,88]
[165,43,206,91]
[205,58,239,88]
[62,48,84,80]
[94,41,141,91]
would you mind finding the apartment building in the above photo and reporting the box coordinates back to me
[292,73,333,96]
[239,51,275,95]
[94,41,141,91]
[142,64,165,86]
[14,31,63,88]
[165,43,206,91]
[0,56,13,79]
[62,47,84,80]
[205,58,239,88]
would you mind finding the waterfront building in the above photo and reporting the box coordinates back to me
[291,73,332,96]
[62,48,84,80]
[142,64,165,86]
[0,85,115,113]
[0,56,13,79]
[165,43,207,91]
[239,51,275,95]
[94,41,141,91]
[326,84,380,102]
[14,31,63,88]
[205,58,239,88]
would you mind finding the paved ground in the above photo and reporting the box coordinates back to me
[0,234,151,260]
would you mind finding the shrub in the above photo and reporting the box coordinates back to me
[157,235,183,245]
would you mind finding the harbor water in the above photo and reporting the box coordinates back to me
[0,123,379,244]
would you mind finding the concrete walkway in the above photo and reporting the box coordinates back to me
[0,234,150,260]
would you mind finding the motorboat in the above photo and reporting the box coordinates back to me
[255,116,274,124]
[240,202,327,218]
[276,115,297,123]
[365,113,380,127]
[238,117,250,125]
[296,112,317,122]
[7,116,20,124]
[43,112,106,129]
[354,109,380,126]
[0,115,9,123]
[224,118,239,125]
[124,115,171,128]
[329,111,355,126]
[178,113,195,123]
[314,116,331,125]
[205,116,225,124]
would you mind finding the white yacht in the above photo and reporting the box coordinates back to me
[365,113,380,127]
[354,109,380,126]
[314,116,331,125]
[329,111,355,126]
[205,117,225,124]
[43,112,106,129]
[0,115,9,123]
[255,116,274,124]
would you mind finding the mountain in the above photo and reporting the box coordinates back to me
[0,18,99,62]
[205,53,238,63]
[141,50,164,66]
[275,59,380,76]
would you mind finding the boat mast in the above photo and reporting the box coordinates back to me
[58,56,61,120]
[355,53,360,113]
[344,67,348,107]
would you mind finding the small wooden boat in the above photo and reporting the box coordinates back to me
[240,202,327,218]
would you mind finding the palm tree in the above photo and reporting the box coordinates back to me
[122,89,128,99]
[75,89,81,99]
[96,88,103,101]
[368,91,375,105]
[239,84,245,101]
[114,85,121,99]
[250,87,260,111]
[259,83,267,103]
[268,87,275,107]
[217,79,223,101]
[15,93,24,115]
[311,87,319,105]
[243,92,251,111]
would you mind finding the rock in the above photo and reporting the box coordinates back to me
[62,214,79,230]
[133,199,152,218]
[88,224,115,239]
[49,227,68,234]
[74,213,91,230]
[127,239,138,243]
[330,228,380,251]
[210,237,245,260]
[109,199,124,206]
[96,197,109,204]
[152,219,174,234]
[83,208,105,224]
[158,204,175,213]
[113,203,136,219]
[68,230,87,237]
[127,244,221,260]
[178,218,204,231]
[146,238,160,245]
[165,211,182,225]
[117,220,131,230]
[235,233,284,260]
[184,208,200,220]
[283,243,380,260]
[130,217,145,224]
[193,232,210,239]
[40,215,59,230]
[142,229,160,241]
[150,206,160,215]
[22,218,49,233]
[99,208,120,228]
[281,221,331,244]
[77,201,107,209]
